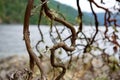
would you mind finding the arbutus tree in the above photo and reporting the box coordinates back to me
[23,0,120,80]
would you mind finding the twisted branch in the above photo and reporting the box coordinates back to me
[40,0,77,79]
[23,0,46,79]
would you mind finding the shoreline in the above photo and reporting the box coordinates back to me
[0,54,120,80]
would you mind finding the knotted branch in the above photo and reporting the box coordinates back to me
[40,0,77,79]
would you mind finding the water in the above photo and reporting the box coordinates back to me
[0,25,52,58]
[0,25,120,60]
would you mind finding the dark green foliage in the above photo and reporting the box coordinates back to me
[0,0,27,24]
[48,0,78,25]
[82,12,95,25]
[0,0,94,25]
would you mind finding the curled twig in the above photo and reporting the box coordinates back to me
[35,6,44,58]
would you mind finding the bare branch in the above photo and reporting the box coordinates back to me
[23,0,47,79]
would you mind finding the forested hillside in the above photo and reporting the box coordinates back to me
[0,0,94,25]
[0,0,27,24]
[86,12,120,26]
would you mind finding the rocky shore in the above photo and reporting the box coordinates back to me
[0,54,120,80]
[0,55,29,80]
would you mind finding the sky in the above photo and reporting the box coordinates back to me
[55,0,117,12]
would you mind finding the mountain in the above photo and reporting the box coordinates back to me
[97,12,120,26]
[48,0,77,24]
[0,0,94,25]
[0,0,27,24]
[85,12,120,26]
